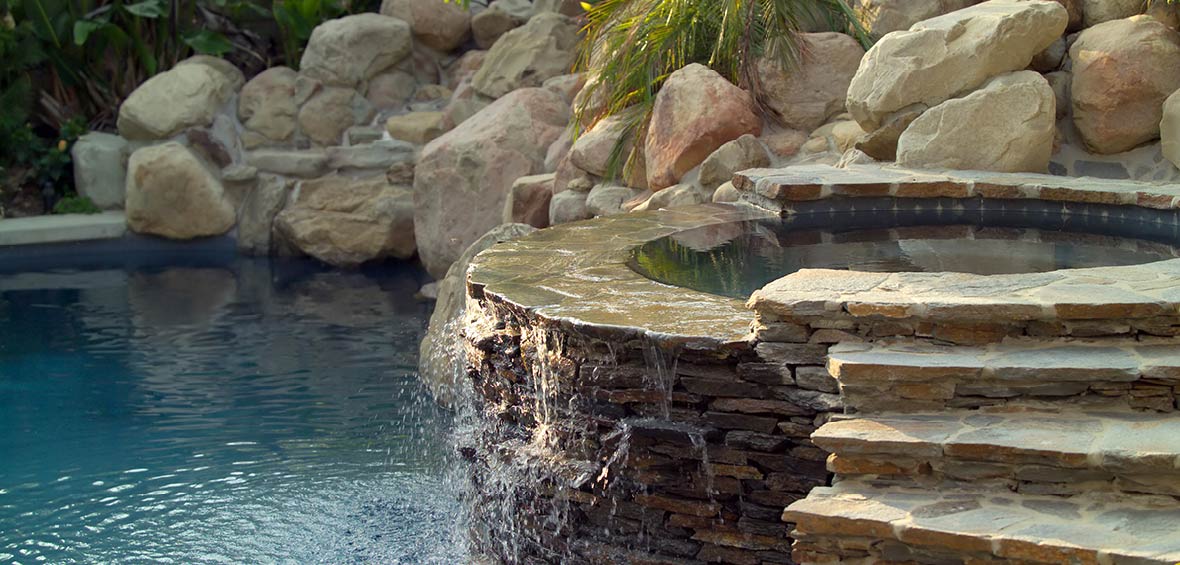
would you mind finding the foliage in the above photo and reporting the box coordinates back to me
[0,12,47,160]
[573,0,868,180]
[272,0,350,67]
[52,193,100,214]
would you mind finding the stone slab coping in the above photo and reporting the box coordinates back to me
[827,339,1180,384]
[784,481,1180,564]
[814,409,1180,473]
[467,204,775,349]
[0,212,126,247]
[733,165,1180,323]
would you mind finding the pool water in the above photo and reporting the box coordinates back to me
[0,255,465,563]
[632,198,1180,298]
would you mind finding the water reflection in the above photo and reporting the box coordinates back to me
[0,256,464,563]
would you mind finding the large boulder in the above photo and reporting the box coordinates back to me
[645,64,761,190]
[569,115,631,177]
[1070,16,1180,154]
[758,32,864,131]
[238,67,298,145]
[117,64,237,140]
[897,71,1055,172]
[847,0,1067,132]
[503,173,553,228]
[420,223,536,407]
[698,134,769,189]
[380,0,471,52]
[472,12,580,99]
[472,3,524,49]
[72,132,129,210]
[299,14,413,87]
[1083,0,1143,27]
[414,88,569,278]
[1162,89,1180,167]
[274,175,415,267]
[125,142,235,239]
[297,86,374,146]
[856,0,981,38]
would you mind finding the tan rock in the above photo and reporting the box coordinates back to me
[847,0,1068,132]
[758,32,864,131]
[126,142,235,239]
[698,134,769,189]
[856,0,981,38]
[299,14,412,87]
[380,0,470,51]
[586,183,645,217]
[569,115,632,177]
[298,87,374,146]
[854,105,922,160]
[761,128,809,158]
[897,71,1055,172]
[237,174,291,255]
[1160,88,1180,168]
[366,69,417,109]
[274,175,415,267]
[238,67,298,144]
[548,189,590,224]
[386,111,450,144]
[1070,16,1180,154]
[472,3,523,49]
[645,64,761,190]
[414,88,569,277]
[472,12,580,98]
[503,173,553,227]
[631,183,708,212]
[1082,0,1143,27]
[117,64,236,140]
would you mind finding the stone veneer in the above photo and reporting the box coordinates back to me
[463,164,1180,564]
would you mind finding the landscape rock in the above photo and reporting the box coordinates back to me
[586,183,645,217]
[299,14,412,87]
[298,86,374,146]
[237,174,290,255]
[631,183,708,211]
[1070,16,1180,154]
[542,73,584,102]
[897,71,1055,173]
[1083,0,1142,27]
[238,67,298,145]
[856,0,980,38]
[381,0,470,52]
[446,50,487,89]
[275,175,415,267]
[699,134,769,189]
[472,3,523,49]
[366,69,417,109]
[1030,36,1067,72]
[414,88,569,278]
[532,0,582,17]
[853,105,922,160]
[503,173,553,227]
[420,223,536,406]
[847,0,1068,132]
[176,55,245,91]
[472,12,580,99]
[548,189,590,224]
[758,32,865,131]
[712,181,741,203]
[117,64,236,140]
[569,115,631,177]
[1160,89,1180,168]
[442,79,494,127]
[386,111,450,144]
[761,128,809,158]
[246,149,331,177]
[72,132,129,210]
[327,139,415,172]
[125,142,235,239]
[645,63,761,190]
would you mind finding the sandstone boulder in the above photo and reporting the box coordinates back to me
[386,111,450,144]
[847,0,1067,132]
[298,87,374,146]
[569,115,631,177]
[126,142,235,239]
[472,3,524,49]
[758,32,864,131]
[632,183,708,212]
[414,88,569,278]
[699,134,769,189]
[1161,88,1180,167]
[503,173,553,227]
[381,0,470,52]
[275,175,415,267]
[645,64,761,190]
[300,14,412,87]
[586,183,645,217]
[117,64,236,140]
[238,67,298,145]
[1083,0,1143,27]
[897,71,1055,172]
[237,174,290,255]
[1070,16,1180,154]
[72,132,128,210]
[420,223,535,406]
[472,12,580,98]
[176,55,245,91]
[856,0,981,38]
[548,189,590,224]
[366,69,417,109]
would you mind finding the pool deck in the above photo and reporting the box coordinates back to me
[0,212,127,246]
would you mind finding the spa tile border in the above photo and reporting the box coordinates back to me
[466,203,775,349]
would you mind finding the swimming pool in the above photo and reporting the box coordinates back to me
[0,253,465,563]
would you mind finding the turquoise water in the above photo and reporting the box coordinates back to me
[0,256,465,563]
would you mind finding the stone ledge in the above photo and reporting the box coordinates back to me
[784,481,1180,565]
[0,212,127,246]
[467,204,774,348]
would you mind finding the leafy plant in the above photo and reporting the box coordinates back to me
[52,193,100,214]
[272,0,348,68]
[573,0,868,180]
[0,11,47,159]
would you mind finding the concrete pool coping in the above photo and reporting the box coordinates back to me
[0,211,127,246]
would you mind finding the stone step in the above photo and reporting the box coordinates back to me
[827,339,1180,412]
[782,481,1180,564]
[813,410,1180,496]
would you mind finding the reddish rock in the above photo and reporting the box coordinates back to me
[644,64,761,190]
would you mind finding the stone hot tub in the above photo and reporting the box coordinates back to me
[460,164,1180,565]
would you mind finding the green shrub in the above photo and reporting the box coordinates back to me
[52,194,100,214]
